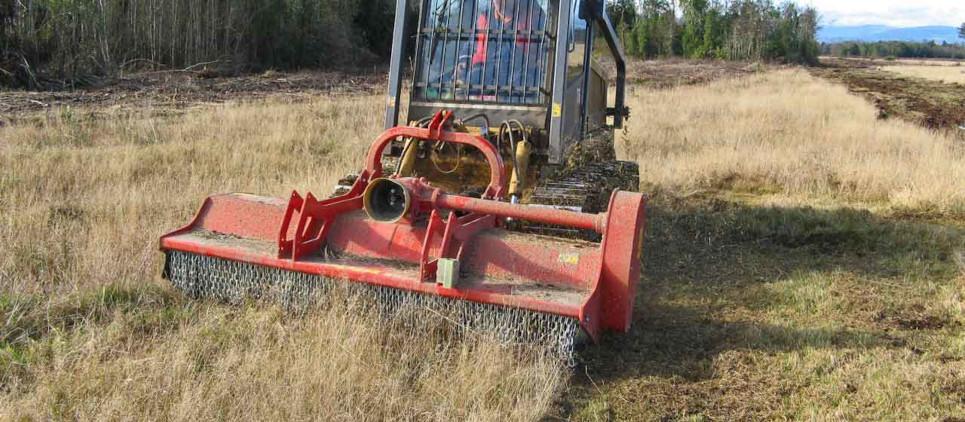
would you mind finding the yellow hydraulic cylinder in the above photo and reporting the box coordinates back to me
[397,138,419,176]
[508,140,532,200]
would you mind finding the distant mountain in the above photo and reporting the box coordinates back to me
[819,25,962,44]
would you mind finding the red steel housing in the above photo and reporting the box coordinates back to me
[159,111,648,340]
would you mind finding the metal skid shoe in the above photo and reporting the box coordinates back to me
[160,111,648,362]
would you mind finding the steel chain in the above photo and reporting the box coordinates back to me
[167,251,579,365]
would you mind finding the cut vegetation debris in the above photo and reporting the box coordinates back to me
[814,58,965,131]
[0,70,384,124]
[2,63,964,420]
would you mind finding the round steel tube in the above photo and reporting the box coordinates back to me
[364,123,506,199]
[434,193,606,234]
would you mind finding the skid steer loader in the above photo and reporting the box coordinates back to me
[159,0,646,359]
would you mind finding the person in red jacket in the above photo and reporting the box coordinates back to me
[455,0,547,103]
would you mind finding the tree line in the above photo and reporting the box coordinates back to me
[824,22,965,60]
[1,0,396,88]
[1,0,821,89]
[608,0,819,64]
[823,41,965,60]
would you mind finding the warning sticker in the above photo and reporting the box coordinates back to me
[552,103,562,118]
[558,252,579,265]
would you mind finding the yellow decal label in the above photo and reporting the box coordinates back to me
[552,103,562,118]
[387,97,396,108]
[558,252,580,265]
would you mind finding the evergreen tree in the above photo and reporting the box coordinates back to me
[619,0,819,64]
[681,0,709,58]
[607,0,638,30]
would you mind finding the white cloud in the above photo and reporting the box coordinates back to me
[800,0,965,27]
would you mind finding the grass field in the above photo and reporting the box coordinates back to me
[0,96,564,420]
[889,59,964,67]
[826,57,964,67]
[573,69,964,420]
[884,65,965,84]
[1,67,963,420]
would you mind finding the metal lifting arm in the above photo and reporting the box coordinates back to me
[384,0,410,129]
[547,0,574,163]
[584,0,628,128]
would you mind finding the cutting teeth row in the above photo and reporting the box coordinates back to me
[164,251,581,365]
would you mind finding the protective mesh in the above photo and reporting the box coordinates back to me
[164,251,580,364]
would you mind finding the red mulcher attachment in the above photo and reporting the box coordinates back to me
[160,111,647,356]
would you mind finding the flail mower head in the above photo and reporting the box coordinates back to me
[160,111,646,358]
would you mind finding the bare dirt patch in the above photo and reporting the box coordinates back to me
[812,58,965,131]
[625,59,771,89]
[0,70,384,124]
[3,59,774,123]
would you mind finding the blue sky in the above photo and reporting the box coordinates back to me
[801,0,965,27]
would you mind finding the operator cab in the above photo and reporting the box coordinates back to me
[414,0,550,106]
[385,0,629,165]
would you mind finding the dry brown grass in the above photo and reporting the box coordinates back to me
[2,66,964,421]
[883,65,965,84]
[3,294,564,420]
[620,69,965,217]
[888,58,964,67]
[825,56,964,67]
[0,96,565,420]
[1,97,377,296]
[576,67,965,421]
